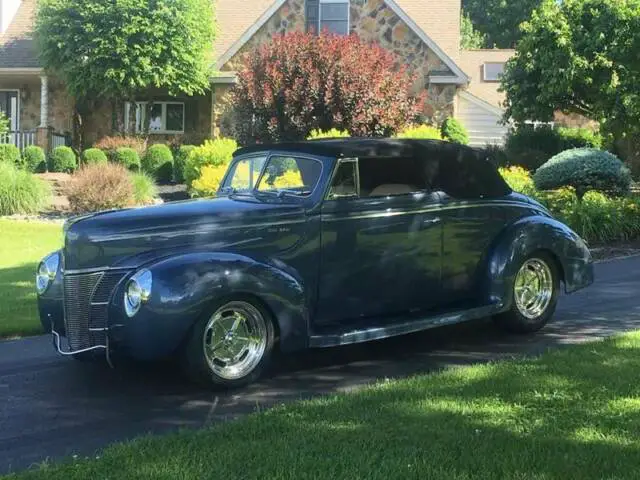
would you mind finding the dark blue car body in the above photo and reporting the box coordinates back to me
[37,139,594,362]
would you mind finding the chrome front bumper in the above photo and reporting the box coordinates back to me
[50,319,114,367]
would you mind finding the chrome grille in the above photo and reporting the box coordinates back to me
[63,271,127,351]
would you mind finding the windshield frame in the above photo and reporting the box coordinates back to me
[221,151,325,200]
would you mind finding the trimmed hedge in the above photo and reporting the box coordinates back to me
[0,144,22,168]
[82,148,108,165]
[22,146,46,172]
[174,145,196,183]
[142,144,174,182]
[440,118,469,145]
[48,146,77,173]
[533,148,631,199]
[113,147,141,172]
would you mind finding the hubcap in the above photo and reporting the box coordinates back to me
[203,301,267,380]
[514,258,554,320]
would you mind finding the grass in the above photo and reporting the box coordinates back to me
[7,331,640,479]
[0,219,62,338]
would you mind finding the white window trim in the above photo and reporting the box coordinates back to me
[319,0,350,36]
[483,62,506,82]
[124,101,185,134]
[0,89,20,131]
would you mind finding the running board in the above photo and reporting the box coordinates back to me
[308,304,504,348]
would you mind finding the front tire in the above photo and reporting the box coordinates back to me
[494,253,559,334]
[182,298,275,388]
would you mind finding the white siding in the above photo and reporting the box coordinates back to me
[456,94,508,147]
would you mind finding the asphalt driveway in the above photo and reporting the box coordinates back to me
[1,255,639,474]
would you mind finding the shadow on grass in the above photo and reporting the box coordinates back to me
[0,263,43,337]
[18,335,640,480]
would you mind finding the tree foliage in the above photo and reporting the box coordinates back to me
[35,0,215,100]
[462,0,541,48]
[231,32,425,144]
[460,11,486,49]
[501,0,640,145]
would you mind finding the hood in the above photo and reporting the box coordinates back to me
[63,196,305,271]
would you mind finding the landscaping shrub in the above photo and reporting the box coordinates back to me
[307,129,351,140]
[67,163,134,213]
[113,147,141,172]
[130,171,158,205]
[231,32,424,143]
[22,145,46,172]
[0,161,51,215]
[534,148,631,199]
[0,111,9,136]
[395,124,442,140]
[505,124,604,170]
[94,135,146,161]
[499,166,537,196]
[0,144,22,167]
[440,118,469,145]
[184,138,237,189]
[191,164,229,198]
[47,146,77,173]
[142,144,174,182]
[82,148,108,165]
[174,145,196,183]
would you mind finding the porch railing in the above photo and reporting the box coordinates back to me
[0,131,36,150]
[51,132,68,149]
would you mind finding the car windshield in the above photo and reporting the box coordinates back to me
[255,155,322,196]
[221,156,267,193]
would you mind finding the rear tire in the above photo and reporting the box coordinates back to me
[494,253,559,334]
[182,297,275,389]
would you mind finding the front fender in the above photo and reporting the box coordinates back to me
[111,252,308,359]
[485,215,594,308]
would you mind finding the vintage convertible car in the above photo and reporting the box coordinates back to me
[36,139,594,387]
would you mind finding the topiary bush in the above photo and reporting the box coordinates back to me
[82,148,108,165]
[0,161,51,215]
[174,144,196,183]
[142,144,174,182]
[395,124,442,140]
[533,148,631,199]
[184,138,238,189]
[67,163,134,213]
[113,147,141,172]
[22,145,46,172]
[130,171,158,205]
[440,118,469,145]
[0,144,22,168]
[307,129,351,140]
[48,146,77,173]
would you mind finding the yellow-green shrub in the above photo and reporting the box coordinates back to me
[191,164,229,198]
[307,129,350,140]
[395,124,442,140]
[184,138,238,189]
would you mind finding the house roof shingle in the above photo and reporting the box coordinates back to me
[0,0,39,69]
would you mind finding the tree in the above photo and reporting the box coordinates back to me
[462,0,541,48]
[460,11,486,49]
[231,32,425,144]
[35,0,215,147]
[500,0,640,170]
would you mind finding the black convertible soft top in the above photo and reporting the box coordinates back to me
[235,138,512,199]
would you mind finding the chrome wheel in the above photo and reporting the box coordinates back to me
[202,301,268,381]
[514,258,554,319]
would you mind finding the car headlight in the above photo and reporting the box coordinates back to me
[124,269,152,317]
[36,252,60,295]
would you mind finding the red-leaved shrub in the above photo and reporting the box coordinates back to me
[231,32,425,143]
[94,135,147,161]
[66,163,134,213]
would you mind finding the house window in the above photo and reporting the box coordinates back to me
[307,0,350,35]
[0,90,19,131]
[483,63,506,82]
[124,101,185,134]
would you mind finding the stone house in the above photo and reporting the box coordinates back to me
[0,0,519,150]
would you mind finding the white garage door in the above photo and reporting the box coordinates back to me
[456,93,509,147]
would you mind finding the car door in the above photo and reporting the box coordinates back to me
[315,157,443,326]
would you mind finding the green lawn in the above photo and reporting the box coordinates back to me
[0,219,63,338]
[8,331,640,479]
